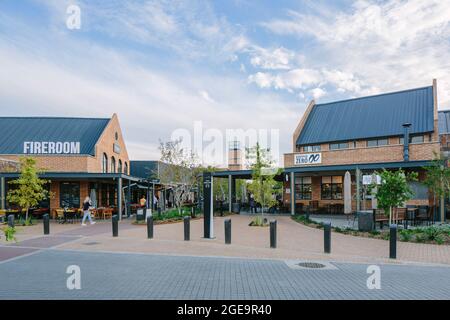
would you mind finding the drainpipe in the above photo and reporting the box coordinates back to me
[403,123,412,162]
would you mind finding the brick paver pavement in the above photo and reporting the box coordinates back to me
[2,215,450,266]
[0,249,449,300]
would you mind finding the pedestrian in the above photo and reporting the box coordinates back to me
[81,196,96,226]
[153,194,159,211]
[249,194,256,214]
[140,195,147,207]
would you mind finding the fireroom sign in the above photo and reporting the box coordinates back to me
[23,141,81,154]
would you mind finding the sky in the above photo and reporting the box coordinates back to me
[0,0,449,166]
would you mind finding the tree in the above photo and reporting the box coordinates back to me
[423,153,450,223]
[7,157,50,222]
[158,138,201,215]
[370,169,418,225]
[246,142,280,220]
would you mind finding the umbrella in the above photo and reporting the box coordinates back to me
[90,188,97,208]
[344,171,352,214]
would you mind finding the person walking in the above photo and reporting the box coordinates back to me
[81,196,96,226]
[140,195,147,208]
[249,194,256,214]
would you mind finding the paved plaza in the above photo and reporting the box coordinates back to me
[1,215,450,299]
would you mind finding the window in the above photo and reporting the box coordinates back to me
[102,153,108,173]
[329,142,354,150]
[321,176,343,200]
[303,145,321,152]
[367,138,388,147]
[118,160,123,173]
[400,135,424,144]
[60,182,80,208]
[124,162,128,175]
[294,176,312,200]
[111,156,116,173]
[115,132,118,141]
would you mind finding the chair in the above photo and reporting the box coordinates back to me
[394,208,407,227]
[373,209,388,229]
[56,209,65,223]
[309,200,319,214]
[416,205,434,226]
[103,208,113,220]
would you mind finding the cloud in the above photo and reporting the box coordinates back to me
[310,87,326,100]
[261,0,450,106]
[249,47,295,70]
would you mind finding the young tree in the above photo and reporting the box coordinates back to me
[423,153,450,223]
[370,169,418,225]
[246,142,280,220]
[158,138,201,215]
[7,157,50,222]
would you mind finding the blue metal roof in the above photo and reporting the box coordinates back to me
[438,110,450,134]
[0,117,110,155]
[296,86,434,145]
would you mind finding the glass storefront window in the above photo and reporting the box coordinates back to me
[321,176,343,200]
[294,175,312,200]
[60,182,80,208]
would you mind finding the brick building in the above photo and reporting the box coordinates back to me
[282,80,440,214]
[0,114,142,218]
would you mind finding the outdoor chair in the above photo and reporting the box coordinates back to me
[394,208,407,227]
[416,205,434,226]
[373,209,388,229]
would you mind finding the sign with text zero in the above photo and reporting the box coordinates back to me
[294,153,322,166]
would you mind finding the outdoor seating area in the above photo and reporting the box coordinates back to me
[51,207,117,224]
[373,206,436,229]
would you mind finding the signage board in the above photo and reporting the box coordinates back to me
[294,153,322,166]
[363,175,381,185]
[23,141,80,154]
[113,143,121,154]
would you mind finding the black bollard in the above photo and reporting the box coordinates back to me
[43,214,50,235]
[270,220,277,248]
[224,219,231,244]
[389,224,397,259]
[147,216,153,239]
[112,215,119,237]
[324,222,331,253]
[7,215,14,228]
[184,216,190,241]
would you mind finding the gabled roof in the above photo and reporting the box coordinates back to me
[296,86,434,146]
[438,110,450,134]
[0,117,110,155]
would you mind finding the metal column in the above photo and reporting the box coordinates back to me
[356,167,361,212]
[127,179,131,218]
[228,175,232,212]
[0,177,5,210]
[117,177,122,221]
[290,172,295,215]
[203,172,214,239]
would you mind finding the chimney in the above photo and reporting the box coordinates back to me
[403,123,412,161]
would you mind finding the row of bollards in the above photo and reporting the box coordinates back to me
[35,214,398,259]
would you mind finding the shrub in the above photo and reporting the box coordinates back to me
[399,230,413,242]
[1,226,17,242]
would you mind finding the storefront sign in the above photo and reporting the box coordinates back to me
[363,175,381,185]
[113,143,121,154]
[294,153,322,166]
[23,141,80,154]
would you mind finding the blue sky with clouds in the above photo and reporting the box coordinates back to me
[1,0,449,165]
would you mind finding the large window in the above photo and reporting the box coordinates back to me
[321,176,343,200]
[367,138,388,147]
[303,145,321,152]
[329,142,355,150]
[102,153,108,173]
[400,135,424,144]
[111,156,116,173]
[60,182,80,208]
[294,176,312,200]
[118,160,123,173]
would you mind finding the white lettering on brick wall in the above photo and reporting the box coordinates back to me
[23,142,81,154]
